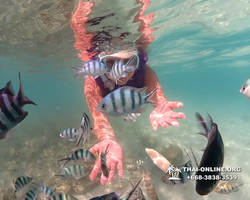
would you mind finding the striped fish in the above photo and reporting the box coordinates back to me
[142,168,159,200]
[75,112,92,147]
[24,188,37,200]
[71,60,109,77]
[123,113,141,122]
[0,72,37,139]
[100,143,110,178]
[214,181,243,194]
[48,193,77,200]
[55,164,88,179]
[58,149,96,167]
[60,128,79,141]
[31,182,55,197]
[96,86,157,117]
[13,176,33,195]
[108,55,137,84]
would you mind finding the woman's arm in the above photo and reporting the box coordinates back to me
[144,64,168,105]
[84,76,116,142]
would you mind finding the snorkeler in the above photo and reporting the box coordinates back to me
[71,0,186,185]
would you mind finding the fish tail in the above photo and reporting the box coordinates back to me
[71,67,84,77]
[190,146,199,168]
[31,181,39,187]
[144,87,157,105]
[195,112,210,137]
[126,178,143,199]
[58,158,70,167]
[17,72,37,106]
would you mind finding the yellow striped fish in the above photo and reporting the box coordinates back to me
[214,181,243,194]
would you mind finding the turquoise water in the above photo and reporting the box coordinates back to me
[0,0,250,199]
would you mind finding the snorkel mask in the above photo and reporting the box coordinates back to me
[98,50,139,70]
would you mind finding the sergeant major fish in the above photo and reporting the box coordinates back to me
[71,60,109,78]
[60,128,79,141]
[101,143,110,178]
[58,149,96,167]
[55,164,88,179]
[96,86,157,117]
[192,112,224,196]
[13,176,34,195]
[239,77,250,99]
[108,55,137,84]
[76,112,92,147]
[24,188,37,200]
[0,72,37,139]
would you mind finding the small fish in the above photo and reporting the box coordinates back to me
[193,112,224,196]
[0,72,37,139]
[55,164,88,179]
[31,182,55,197]
[48,193,77,200]
[108,56,137,84]
[145,148,171,173]
[90,178,142,200]
[239,77,250,99]
[123,113,141,122]
[76,112,92,147]
[96,86,157,117]
[142,168,159,200]
[214,181,243,194]
[161,150,193,186]
[72,60,109,77]
[13,176,33,195]
[58,149,96,167]
[100,143,110,178]
[24,188,37,200]
[60,128,79,141]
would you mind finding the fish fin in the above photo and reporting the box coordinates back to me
[94,76,99,79]
[31,181,39,187]
[17,72,37,106]
[190,146,199,168]
[144,87,157,105]
[133,106,146,113]
[126,178,143,199]
[0,81,15,96]
[121,72,128,78]
[68,139,75,141]
[117,79,125,84]
[133,87,147,94]
[114,108,124,113]
[75,126,84,147]
[1,129,16,140]
[71,67,84,77]
[206,113,213,132]
[197,132,206,137]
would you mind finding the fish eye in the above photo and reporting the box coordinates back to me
[101,104,107,109]
[242,86,245,91]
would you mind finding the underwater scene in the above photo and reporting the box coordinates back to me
[0,0,250,199]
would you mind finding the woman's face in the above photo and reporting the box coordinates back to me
[104,56,136,85]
